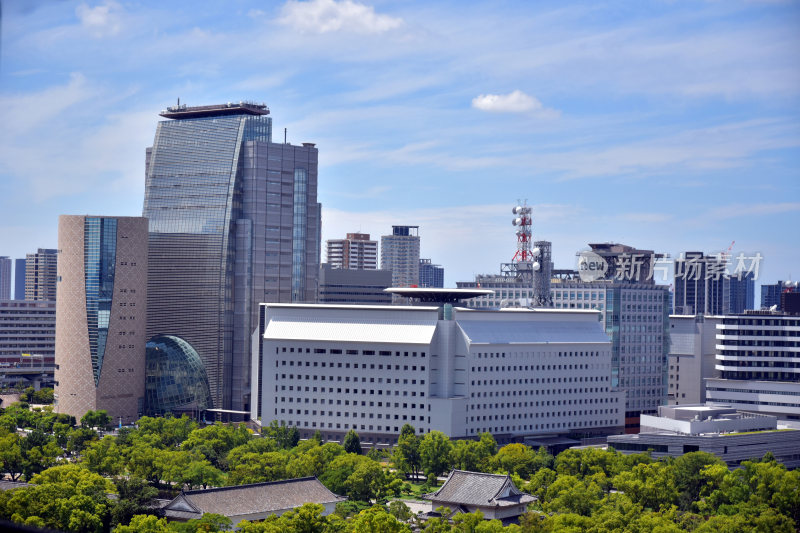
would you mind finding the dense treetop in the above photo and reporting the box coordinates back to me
[0,407,797,532]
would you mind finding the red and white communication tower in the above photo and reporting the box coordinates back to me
[511,203,541,269]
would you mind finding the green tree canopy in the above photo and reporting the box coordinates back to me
[419,431,453,478]
[0,464,116,533]
[80,409,112,430]
[343,430,363,455]
[392,425,421,479]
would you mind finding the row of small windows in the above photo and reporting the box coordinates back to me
[471,389,612,399]
[706,387,800,396]
[472,363,604,372]
[277,360,424,372]
[468,418,618,435]
[278,346,425,357]
[472,376,606,386]
[475,350,603,359]
[280,409,425,422]
[469,408,616,422]
[278,375,424,386]
[280,420,423,434]
[276,386,424,397]
[469,398,612,410]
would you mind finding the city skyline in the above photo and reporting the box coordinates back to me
[1,0,798,290]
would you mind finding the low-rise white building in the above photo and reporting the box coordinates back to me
[608,404,800,468]
[257,289,625,444]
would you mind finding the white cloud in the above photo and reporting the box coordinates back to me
[75,1,123,37]
[471,90,542,113]
[279,0,403,34]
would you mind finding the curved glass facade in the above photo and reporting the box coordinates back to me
[145,335,212,415]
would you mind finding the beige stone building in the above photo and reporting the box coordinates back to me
[54,215,148,424]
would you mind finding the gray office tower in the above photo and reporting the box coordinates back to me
[0,257,10,300]
[143,102,321,413]
[14,258,25,300]
[728,271,754,313]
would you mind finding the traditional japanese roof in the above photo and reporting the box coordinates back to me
[423,470,536,509]
[163,477,345,520]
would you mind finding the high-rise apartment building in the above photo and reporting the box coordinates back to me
[419,259,444,288]
[14,258,25,300]
[326,233,377,270]
[706,311,800,420]
[0,257,11,300]
[54,215,148,424]
[25,249,58,301]
[381,226,420,289]
[143,101,320,412]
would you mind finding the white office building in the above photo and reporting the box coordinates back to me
[256,289,624,445]
[706,311,800,419]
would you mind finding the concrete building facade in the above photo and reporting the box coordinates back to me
[326,233,378,270]
[257,297,624,445]
[318,264,392,305]
[54,215,148,424]
[668,315,721,405]
[25,249,58,301]
[0,300,55,361]
[143,102,320,413]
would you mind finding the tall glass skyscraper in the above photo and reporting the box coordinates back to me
[143,102,320,413]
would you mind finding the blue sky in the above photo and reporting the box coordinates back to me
[1,0,798,293]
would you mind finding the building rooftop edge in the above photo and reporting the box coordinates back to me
[159,101,270,119]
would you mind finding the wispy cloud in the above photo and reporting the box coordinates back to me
[75,1,124,37]
[279,0,403,34]
[472,90,542,113]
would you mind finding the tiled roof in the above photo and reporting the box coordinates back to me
[164,477,345,519]
[423,470,535,509]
